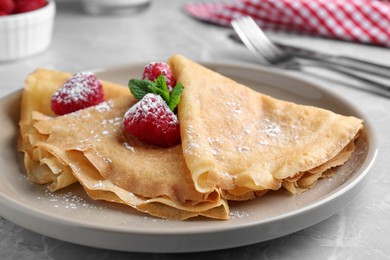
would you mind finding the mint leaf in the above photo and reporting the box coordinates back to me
[168,82,184,111]
[128,79,154,100]
[128,75,184,112]
[153,75,170,104]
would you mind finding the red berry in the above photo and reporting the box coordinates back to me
[123,93,181,147]
[0,0,15,15]
[142,62,177,91]
[14,0,47,14]
[51,72,104,115]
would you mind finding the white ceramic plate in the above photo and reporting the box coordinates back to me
[0,62,377,253]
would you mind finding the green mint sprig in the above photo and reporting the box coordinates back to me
[128,75,184,111]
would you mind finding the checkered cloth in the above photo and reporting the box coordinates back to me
[184,0,390,47]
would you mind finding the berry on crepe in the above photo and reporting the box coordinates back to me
[124,63,184,147]
[51,72,104,115]
[142,61,177,92]
[123,93,181,147]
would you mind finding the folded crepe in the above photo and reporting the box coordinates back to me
[168,54,362,199]
[18,68,229,220]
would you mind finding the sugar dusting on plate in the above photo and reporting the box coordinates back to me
[38,189,105,211]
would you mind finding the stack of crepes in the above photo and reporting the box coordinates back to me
[18,55,363,220]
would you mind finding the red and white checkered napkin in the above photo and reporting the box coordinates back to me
[184,0,390,47]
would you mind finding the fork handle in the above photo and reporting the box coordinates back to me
[230,32,390,79]
[274,42,390,79]
[297,59,390,97]
[315,56,390,79]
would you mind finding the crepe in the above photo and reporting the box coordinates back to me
[18,68,228,220]
[169,54,363,199]
[18,69,131,191]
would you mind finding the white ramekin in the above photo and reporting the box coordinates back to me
[0,0,56,62]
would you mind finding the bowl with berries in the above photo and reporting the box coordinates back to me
[0,0,55,61]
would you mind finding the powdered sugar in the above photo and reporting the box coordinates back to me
[184,109,298,160]
[236,146,250,152]
[123,142,136,152]
[41,189,105,211]
[101,117,123,126]
[183,124,201,156]
[259,118,281,137]
[225,100,243,119]
[95,101,111,112]
[257,117,300,146]
[93,180,106,189]
[229,210,250,219]
[124,93,178,125]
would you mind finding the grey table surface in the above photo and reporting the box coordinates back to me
[1,0,390,259]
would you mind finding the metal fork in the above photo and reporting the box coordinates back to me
[231,16,390,97]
